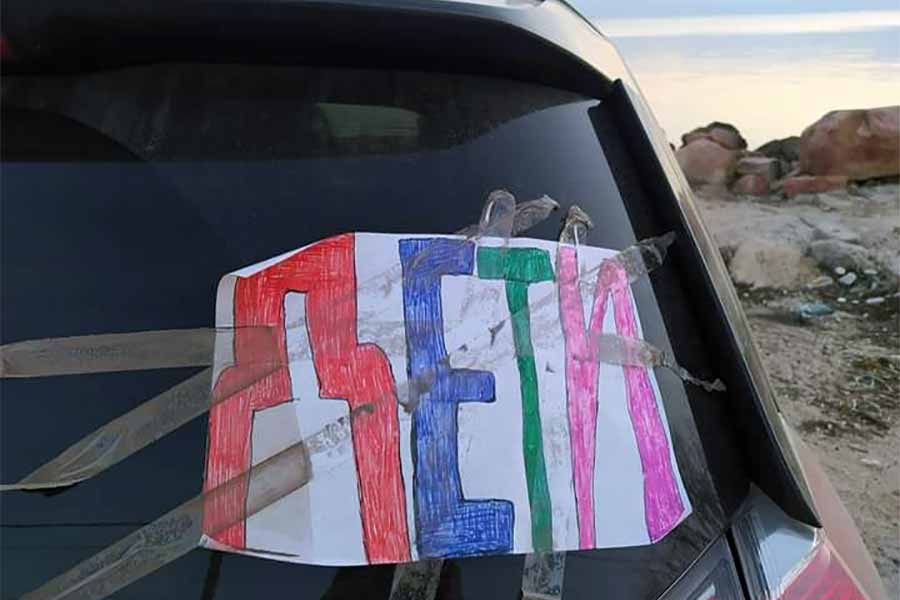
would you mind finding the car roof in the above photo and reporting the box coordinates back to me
[2,0,628,97]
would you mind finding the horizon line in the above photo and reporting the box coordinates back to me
[593,9,900,38]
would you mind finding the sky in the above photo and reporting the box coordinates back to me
[569,1,900,147]
[572,0,899,18]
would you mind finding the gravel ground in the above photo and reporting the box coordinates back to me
[694,184,899,596]
[744,295,899,597]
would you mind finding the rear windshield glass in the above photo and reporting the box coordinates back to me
[2,64,727,599]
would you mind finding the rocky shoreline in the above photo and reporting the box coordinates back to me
[678,107,899,597]
[678,107,899,298]
[696,181,898,297]
[677,106,899,197]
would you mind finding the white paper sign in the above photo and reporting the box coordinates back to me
[201,233,691,565]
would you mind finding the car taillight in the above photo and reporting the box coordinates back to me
[731,490,870,600]
[659,537,745,600]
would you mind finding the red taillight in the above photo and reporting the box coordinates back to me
[732,489,871,600]
[780,541,866,600]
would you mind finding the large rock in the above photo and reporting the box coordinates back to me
[733,174,769,196]
[801,215,860,244]
[809,239,878,272]
[799,106,900,181]
[756,136,801,162]
[729,239,819,289]
[783,175,848,197]
[859,226,900,280]
[698,201,817,256]
[736,156,781,181]
[676,138,740,186]
[682,122,748,151]
[857,182,900,203]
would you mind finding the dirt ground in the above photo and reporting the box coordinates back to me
[740,288,899,597]
[689,182,899,595]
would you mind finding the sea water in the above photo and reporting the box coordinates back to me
[594,11,900,148]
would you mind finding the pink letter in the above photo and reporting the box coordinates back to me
[558,247,684,546]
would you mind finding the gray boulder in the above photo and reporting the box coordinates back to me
[681,122,748,151]
[756,136,801,163]
[729,239,819,289]
[858,225,900,280]
[736,156,782,182]
[697,200,818,262]
[809,239,877,273]
[800,215,860,244]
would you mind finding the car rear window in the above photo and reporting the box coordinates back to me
[1,64,734,599]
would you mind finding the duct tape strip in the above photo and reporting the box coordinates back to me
[1,192,557,491]
[558,206,675,290]
[395,227,722,413]
[0,326,276,378]
[408,189,522,273]
[558,206,725,392]
[1,191,553,382]
[22,406,370,600]
[388,559,444,600]
[397,190,557,278]
[593,334,726,393]
[280,191,557,348]
[522,552,567,600]
[288,220,726,404]
[0,358,285,492]
[452,190,558,240]
[2,368,212,491]
[388,553,565,600]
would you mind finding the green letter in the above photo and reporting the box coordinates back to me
[477,247,555,551]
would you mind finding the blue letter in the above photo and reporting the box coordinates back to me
[399,238,514,557]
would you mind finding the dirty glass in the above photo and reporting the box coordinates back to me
[2,64,728,599]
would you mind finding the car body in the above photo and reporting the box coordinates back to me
[0,1,888,598]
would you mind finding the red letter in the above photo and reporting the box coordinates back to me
[204,234,410,563]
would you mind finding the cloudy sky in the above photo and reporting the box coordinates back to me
[573,0,898,18]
